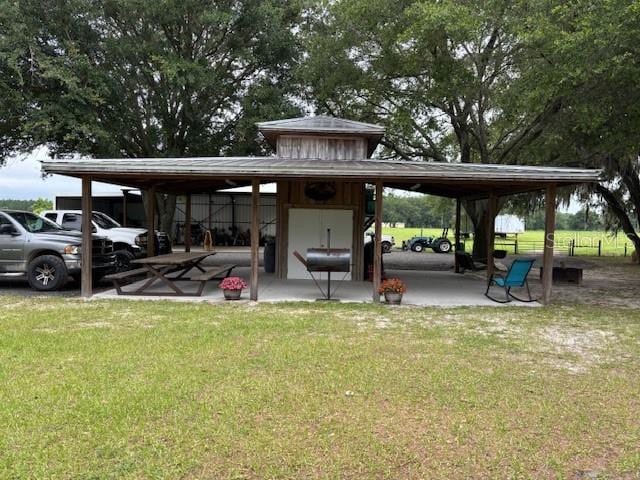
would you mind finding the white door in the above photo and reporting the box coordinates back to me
[287,208,353,280]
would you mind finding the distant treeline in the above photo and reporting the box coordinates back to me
[0,199,37,211]
[0,198,53,214]
[383,195,455,228]
[383,194,605,231]
[520,209,604,231]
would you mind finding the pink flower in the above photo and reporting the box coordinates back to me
[219,276,248,291]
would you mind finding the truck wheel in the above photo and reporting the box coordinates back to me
[27,255,68,291]
[114,250,135,272]
[413,243,424,253]
[381,241,392,253]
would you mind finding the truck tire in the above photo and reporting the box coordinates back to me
[114,249,135,272]
[381,241,392,253]
[27,255,68,291]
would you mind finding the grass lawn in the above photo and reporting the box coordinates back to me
[384,227,633,256]
[1,298,639,478]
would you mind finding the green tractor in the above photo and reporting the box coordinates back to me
[403,228,453,253]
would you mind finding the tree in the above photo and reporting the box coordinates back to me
[5,0,302,236]
[519,0,640,261]
[298,0,564,258]
[31,198,53,215]
[0,1,29,164]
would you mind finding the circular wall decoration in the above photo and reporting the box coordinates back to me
[304,182,337,202]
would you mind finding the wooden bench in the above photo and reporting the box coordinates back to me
[539,266,583,285]
[104,268,149,295]
[189,264,237,296]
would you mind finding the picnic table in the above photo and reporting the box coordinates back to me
[105,252,236,296]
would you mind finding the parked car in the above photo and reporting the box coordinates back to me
[0,209,116,291]
[403,229,452,253]
[42,210,171,271]
[364,232,395,253]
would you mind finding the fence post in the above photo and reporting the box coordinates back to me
[624,243,628,257]
[514,237,518,255]
[598,239,602,257]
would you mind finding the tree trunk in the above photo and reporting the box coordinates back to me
[464,199,488,261]
[464,198,503,261]
[596,185,640,264]
[156,193,177,243]
[141,191,178,243]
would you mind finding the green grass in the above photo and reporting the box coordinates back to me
[384,227,633,256]
[1,298,639,478]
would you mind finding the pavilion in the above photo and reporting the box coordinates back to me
[41,116,601,304]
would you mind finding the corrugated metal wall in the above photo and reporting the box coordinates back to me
[174,193,276,245]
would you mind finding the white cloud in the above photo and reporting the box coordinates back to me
[0,149,125,201]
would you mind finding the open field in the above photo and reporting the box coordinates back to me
[1,297,639,479]
[384,227,634,256]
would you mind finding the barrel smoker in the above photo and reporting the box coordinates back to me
[294,229,351,301]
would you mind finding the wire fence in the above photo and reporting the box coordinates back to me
[462,236,633,257]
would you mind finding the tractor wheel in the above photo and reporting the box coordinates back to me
[413,243,424,253]
[434,239,452,253]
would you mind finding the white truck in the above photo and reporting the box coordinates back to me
[42,210,171,271]
[364,231,395,253]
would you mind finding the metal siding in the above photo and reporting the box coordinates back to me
[174,193,276,242]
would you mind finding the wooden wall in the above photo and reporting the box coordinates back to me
[277,135,367,160]
[276,180,365,281]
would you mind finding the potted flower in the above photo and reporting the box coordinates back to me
[219,276,248,300]
[378,278,406,305]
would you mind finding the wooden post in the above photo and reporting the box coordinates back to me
[486,194,497,279]
[185,194,192,253]
[250,179,260,301]
[81,176,93,298]
[454,197,461,273]
[373,181,383,302]
[146,186,156,257]
[121,189,128,226]
[542,183,557,305]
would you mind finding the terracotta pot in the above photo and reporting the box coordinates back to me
[223,289,242,300]
[384,292,403,305]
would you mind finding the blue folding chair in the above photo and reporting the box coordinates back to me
[485,258,536,303]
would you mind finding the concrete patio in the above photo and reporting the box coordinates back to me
[95,265,541,307]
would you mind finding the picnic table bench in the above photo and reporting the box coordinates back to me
[104,252,236,296]
[189,264,237,296]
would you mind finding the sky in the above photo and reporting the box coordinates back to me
[0,148,580,213]
[0,149,122,201]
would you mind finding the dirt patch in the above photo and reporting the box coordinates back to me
[536,325,618,373]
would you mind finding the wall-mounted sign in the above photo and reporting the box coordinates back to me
[304,182,337,202]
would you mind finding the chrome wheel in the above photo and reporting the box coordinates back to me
[35,263,56,286]
[28,255,67,291]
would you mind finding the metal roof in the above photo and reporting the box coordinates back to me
[257,115,385,156]
[256,115,385,135]
[41,156,601,198]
